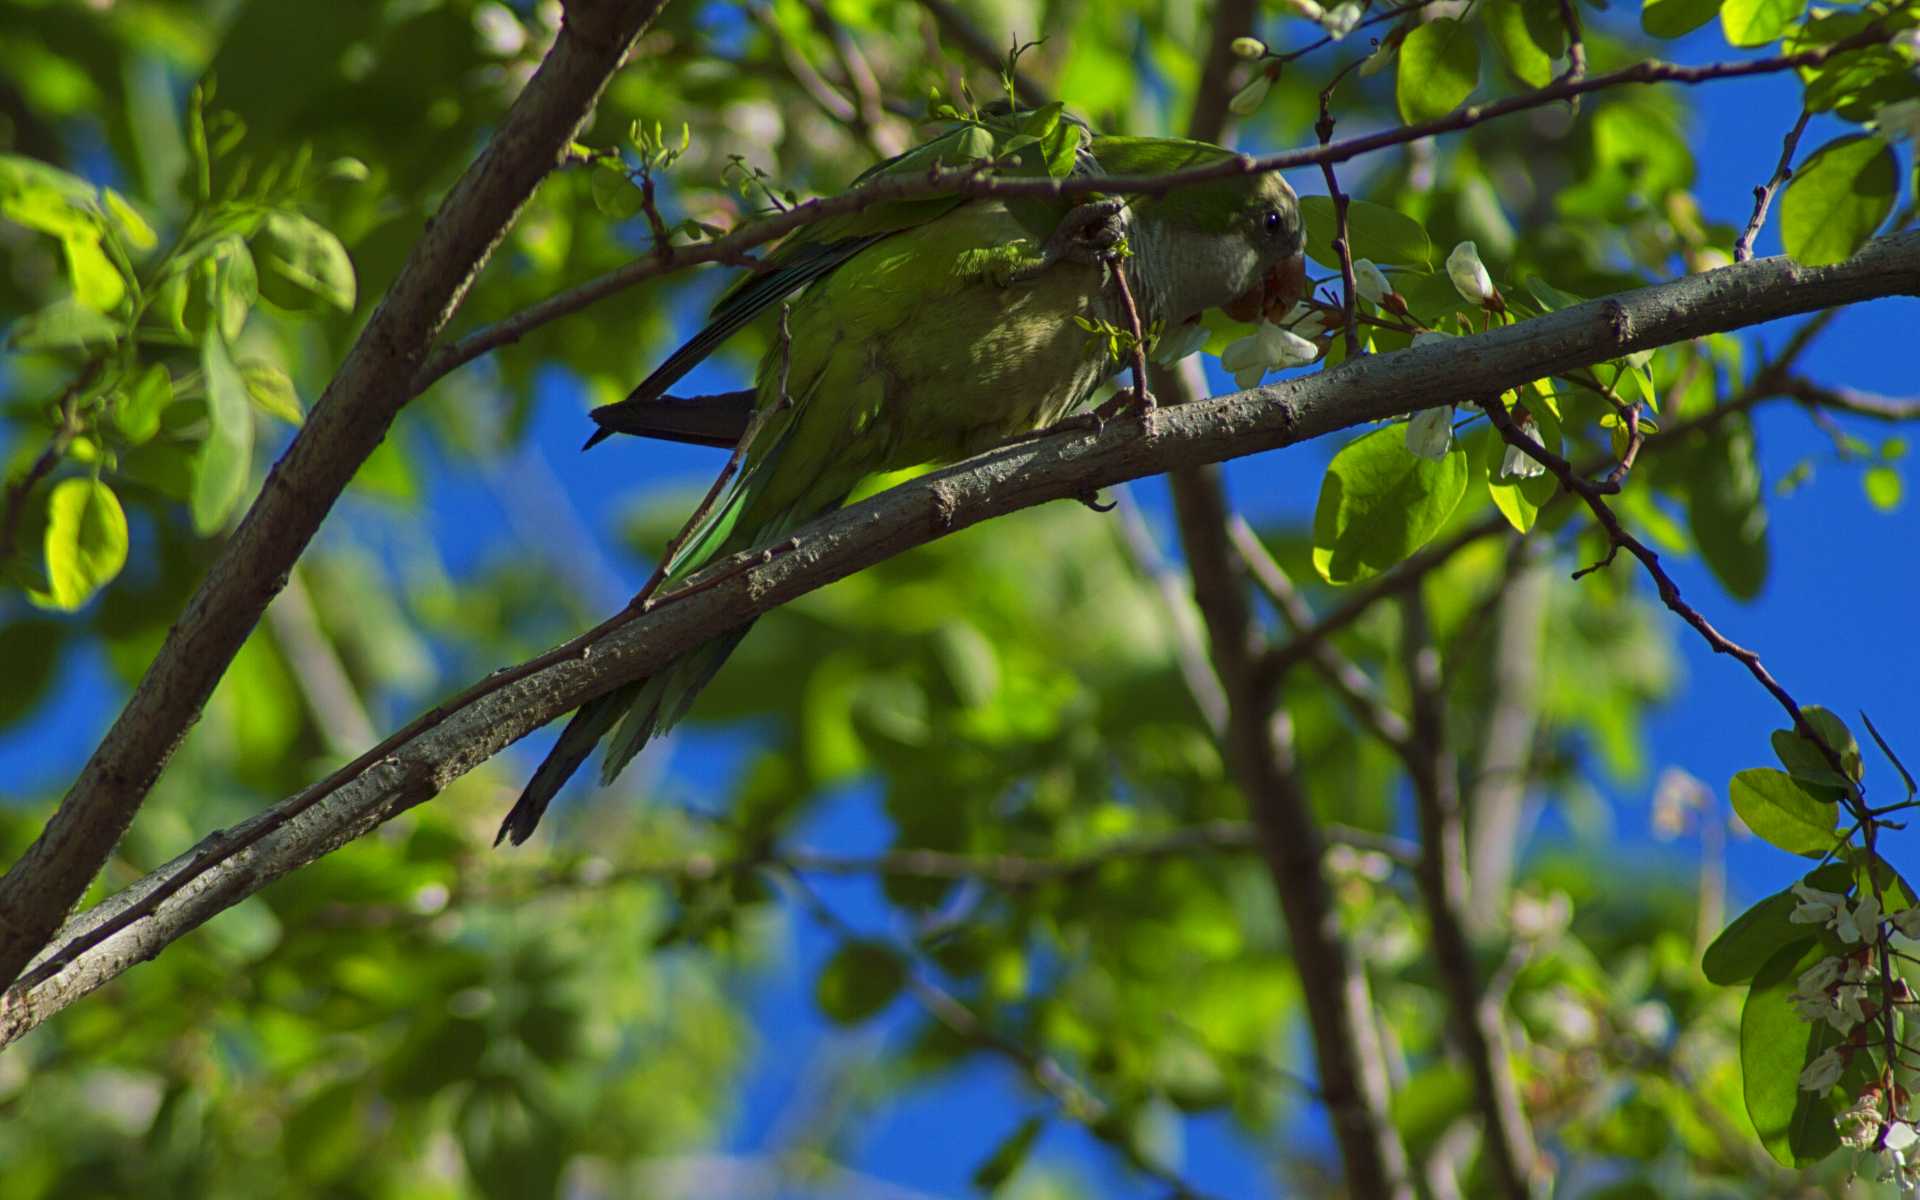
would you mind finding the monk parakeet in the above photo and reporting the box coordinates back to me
[497,108,1305,844]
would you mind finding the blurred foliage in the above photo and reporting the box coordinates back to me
[1,0,1916,1195]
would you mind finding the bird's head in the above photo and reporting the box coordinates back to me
[1092,137,1307,326]
[1211,171,1308,324]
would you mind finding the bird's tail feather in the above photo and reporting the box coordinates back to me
[495,680,642,846]
[599,626,754,783]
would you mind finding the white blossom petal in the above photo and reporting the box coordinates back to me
[1406,406,1455,460]
[1352,259,1391,305]
[1446,241,1496,305]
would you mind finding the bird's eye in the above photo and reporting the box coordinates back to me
[1264,208,1284,235]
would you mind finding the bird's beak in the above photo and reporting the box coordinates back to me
[1220,252,1309,324]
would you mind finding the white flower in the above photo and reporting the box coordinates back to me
[1230,36,1268,60]
[1321,0,1363,38]
[1790,989,1832,1023]
[1790,881,1849,927]
[1405,406,1455,460]
[1626,1000,1672,1043]
[1510,889,1572,939]
[1220,322,1318,387]
[1800,1047,1845,1092]
[474,2,528,56]
[1351,259,1391,305]
[1799,956,1845,995]
[1446,240,1496,305]
[1839,1094,1884,1150]
[1152,320,1211,365]
[1895,906,1920,940]
[1499,441,1546,480]
[1835,893,1882,945]
[1229,72,1273,116]
[1281,302,1328,339]
[1877,99,1920,145]
[1285,0,1328,19]
[1888,1122,1919,1152]
[1828,983,1870,1033]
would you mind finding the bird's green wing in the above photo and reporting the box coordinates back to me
[592,105,1093,442]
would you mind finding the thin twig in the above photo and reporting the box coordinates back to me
[1316,61,1368,360]
[1735,108,1812,262]
[1477,395,1865,798]
[1227,517,1409,748]
[0,360,103,562]
[1555,0,1587,80]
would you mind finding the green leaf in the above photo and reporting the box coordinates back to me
[1719,0,1805,45]
[1312,425,1470,585]
[814,940,906,1024]
[1771,706,1862,792]
[1396,19,1480,124]
[1864,465,1902,510]
[1779,136,1897,267]
[61,230,126,312]
[1703,891,1801,984]
[1298,197,1432,268]
[1729,768,1838,857]
[589,161,644,219]
[192,335,254,533]
[1686,418,1767,600]
[115,364,172,445]
[973,1115,1045,1191]
[252,211,356,312]
[102,188,156,250]
[7,296,121,350]
[41,478,129,610]
[1488,0,1554,86]
[1741,940,1839,1167]
[1642,0,1722,36]
[239,359,303,426]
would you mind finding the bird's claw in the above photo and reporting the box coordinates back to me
[1009,198,1132,283]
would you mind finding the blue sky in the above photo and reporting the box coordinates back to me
[3,24,1917,1199]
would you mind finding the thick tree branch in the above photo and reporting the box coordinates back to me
[1464,539,1548,932]
[0,0,671,989]
[3,234,1918,1043]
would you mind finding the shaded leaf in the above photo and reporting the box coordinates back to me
[253,210,356,312]
[192,335,254,533]
[1741,940,1838,1166]
[1299,197,1433,268]
[815,939,906,1024]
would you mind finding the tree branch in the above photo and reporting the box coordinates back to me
[3,233,1918,1043]
[412,30,1889,392]
[0,0,673,989]
[1399,592,1538,1197]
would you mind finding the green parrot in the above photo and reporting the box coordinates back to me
[496,109,1306,845]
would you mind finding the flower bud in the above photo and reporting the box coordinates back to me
[1228,71,1273,116]
[1351,259,1390,305]
[1321,0,1362,38]
[1230,36,1268,60]
[1405,405,1454,460]
[1446,240,1496,306]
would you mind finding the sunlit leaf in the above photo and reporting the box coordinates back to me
[1779,135,1897,267]
[1312,425,1470,585]
[40,477,129,610]
[1729,768,1837,857]
[1396,19,1480,123]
